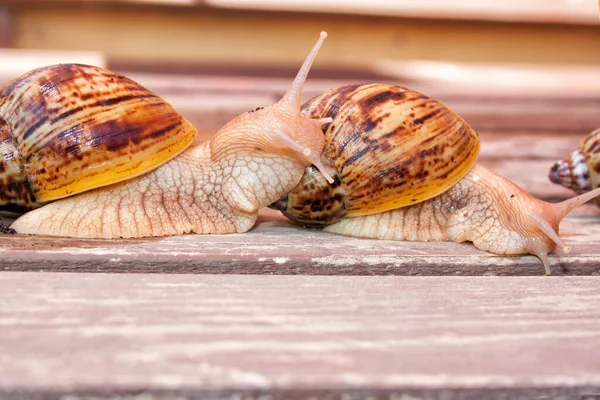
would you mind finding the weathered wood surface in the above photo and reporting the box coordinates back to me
[2,206,599,276]
[1,273,600,399]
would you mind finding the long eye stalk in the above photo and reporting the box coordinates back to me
[282,31,328,111]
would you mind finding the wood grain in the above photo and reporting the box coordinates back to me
[1,272,600,399]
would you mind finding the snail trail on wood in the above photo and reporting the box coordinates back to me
[0,32,332,238]
[270,83,600,275]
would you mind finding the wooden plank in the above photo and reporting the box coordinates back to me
[1,273,600,398]
[0,49,105,84]
[208,0,600,25]
[7,0,599,24]
[1,206,599,276]
[117,62,600,100]
[10,6,600,66]
[114,70,600,134]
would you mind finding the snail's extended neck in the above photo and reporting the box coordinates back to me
[182,139,308,214]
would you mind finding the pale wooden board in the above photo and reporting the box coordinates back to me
[0,48,105,80]
[1,272,600,399]
[7,0,600,24]
[208,0,600,24]
[9,6,600,67]
[1,207,599,276]
[114,72,600,135]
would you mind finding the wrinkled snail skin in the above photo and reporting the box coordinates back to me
[549,127,600,207]
[270,83,600,274]
[7,32,332,238]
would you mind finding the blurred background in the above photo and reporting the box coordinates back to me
[0,0,599,199]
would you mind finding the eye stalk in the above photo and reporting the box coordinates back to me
[263,31,333,183]
[273,117,335,184]
[210,30,331,182]
[303,117,335,184]
[300,147,334,185]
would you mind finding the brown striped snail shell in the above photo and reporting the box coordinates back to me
[270,82,481,227]
[549,128,600,206]
[0,63,197,213]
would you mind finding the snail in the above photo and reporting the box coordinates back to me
[270,83,600,275]
[548,127,600,207]
[1,32,333,238]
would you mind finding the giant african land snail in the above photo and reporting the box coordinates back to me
[270,83,600,274]
[0,32,333,238]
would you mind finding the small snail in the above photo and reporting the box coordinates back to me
[270,83,600,275]
[1,32,333,238]
[548,128,600,206]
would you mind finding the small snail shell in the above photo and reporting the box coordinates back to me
[4,32,332,238]
[549,128,600,206]
[270,83,600,274]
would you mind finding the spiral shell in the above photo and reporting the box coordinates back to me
[548,128,600,206]
[270,82,481,227]
[0,64,197,211]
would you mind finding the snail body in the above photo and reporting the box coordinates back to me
[271,83,600,274]
[549,128,600,206]
[3,32,332,238]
